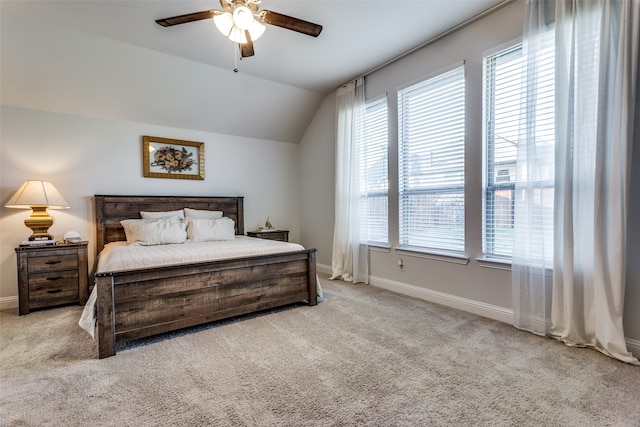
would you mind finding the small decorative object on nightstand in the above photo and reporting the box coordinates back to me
[264,216,274,230]
[15,241,89,315]
[246,230,289,242]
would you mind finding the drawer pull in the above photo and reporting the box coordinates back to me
[45,260,62,265]
[47,289,63,294]
[46,276,63,281]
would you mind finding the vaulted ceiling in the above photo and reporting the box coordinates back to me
[1,0,506,142]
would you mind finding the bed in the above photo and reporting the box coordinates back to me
[89,195,317,359]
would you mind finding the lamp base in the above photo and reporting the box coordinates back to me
[25,206,54,241]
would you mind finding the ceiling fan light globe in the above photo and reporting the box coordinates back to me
[213,12,233,36]
[228,26,247,44]
[233,6,254,31]
[248,20,265,41]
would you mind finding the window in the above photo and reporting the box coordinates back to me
[482,45,521,258]
[482,39,555,260]
[398,65,466,252]
[359,96,388,245]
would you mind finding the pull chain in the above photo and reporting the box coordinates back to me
[234,43,239,73]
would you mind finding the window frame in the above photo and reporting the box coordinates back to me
[397,63,466,256]
[481,35,555,264]
[482,43,521,260]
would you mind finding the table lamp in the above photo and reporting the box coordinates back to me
[5,180,70,241]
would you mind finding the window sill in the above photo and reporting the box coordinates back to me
[476,256,512,271]
[395,246,469,265]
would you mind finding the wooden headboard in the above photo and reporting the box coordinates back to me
[94,195,244,255]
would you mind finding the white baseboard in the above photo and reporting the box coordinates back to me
[0,296,18,311]
[317,263,512,323]
[318,266,640,358]
[626,338,640,359]
[317,263,332,276]
[368,275,514,324]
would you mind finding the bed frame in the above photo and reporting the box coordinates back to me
[93,195,317,359]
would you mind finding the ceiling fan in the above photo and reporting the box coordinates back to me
[156,0,323,59]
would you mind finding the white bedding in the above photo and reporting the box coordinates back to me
[96,235,306,272]
[79,236,322,338]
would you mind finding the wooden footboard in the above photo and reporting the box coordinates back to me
[96,249,316,358]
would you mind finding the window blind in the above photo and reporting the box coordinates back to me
[398,65,465,252]
[483,45,522,257]
[483,35,555,260]
[359,97,388,245]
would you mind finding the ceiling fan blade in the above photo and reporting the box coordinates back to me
[240,31,255,58]
[156,10,219,27]
[258,10,322,37]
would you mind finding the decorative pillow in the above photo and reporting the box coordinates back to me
[187,217,236,242]
[120,218,187,245]
[140,209,185,220]
[184,208,223,220]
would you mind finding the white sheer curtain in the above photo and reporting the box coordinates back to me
[552,0,639,364]
[514,0,640,364]
[512,0,556,336]
[330,77,369,283]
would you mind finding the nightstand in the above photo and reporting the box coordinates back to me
[15,241,89,315]
[246,230,289,242]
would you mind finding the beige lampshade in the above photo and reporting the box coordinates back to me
[6,180,69,240]
[5,180,70,209]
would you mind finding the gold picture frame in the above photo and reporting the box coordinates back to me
[143,136,205,180]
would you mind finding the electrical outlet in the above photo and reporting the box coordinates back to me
[398,258,404,270]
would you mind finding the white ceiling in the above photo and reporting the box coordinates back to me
[2,0,505,94]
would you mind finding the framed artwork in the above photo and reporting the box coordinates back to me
[143,136,205,180]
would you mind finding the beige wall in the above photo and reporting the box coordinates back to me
[0,106,301,307]
[299,0,640,356]
[298,92,336,266]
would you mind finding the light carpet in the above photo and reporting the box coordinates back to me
[1,274,639,426]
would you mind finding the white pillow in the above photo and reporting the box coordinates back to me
[120,218,187,245]
[187,217,236,242]
[184,208,223,220]
[140,209,185,220]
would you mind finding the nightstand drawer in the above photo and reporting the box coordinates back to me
[28,271,79,302]
[28,254,78,273]
[268,234,288,242]
[247,230,289,242]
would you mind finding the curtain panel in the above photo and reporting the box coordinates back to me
[330,78,369,283]
[514,0,640,364]
[512,0,556,336]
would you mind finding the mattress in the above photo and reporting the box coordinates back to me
[96,235,307,273]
